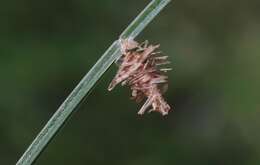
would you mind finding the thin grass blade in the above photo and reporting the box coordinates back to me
[16,0,171,164]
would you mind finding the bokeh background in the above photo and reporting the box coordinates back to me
[1,0,260,164]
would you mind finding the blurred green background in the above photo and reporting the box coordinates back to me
[1,0,260,164]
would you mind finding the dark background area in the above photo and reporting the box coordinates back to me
[1,0,260,164]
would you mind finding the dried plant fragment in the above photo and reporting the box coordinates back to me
[108,38,171,116]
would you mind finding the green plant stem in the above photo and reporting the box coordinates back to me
[16,0,171,164]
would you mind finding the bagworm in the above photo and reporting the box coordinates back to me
[108,38,171,116]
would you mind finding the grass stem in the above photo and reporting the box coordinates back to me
[16,0,171,164]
